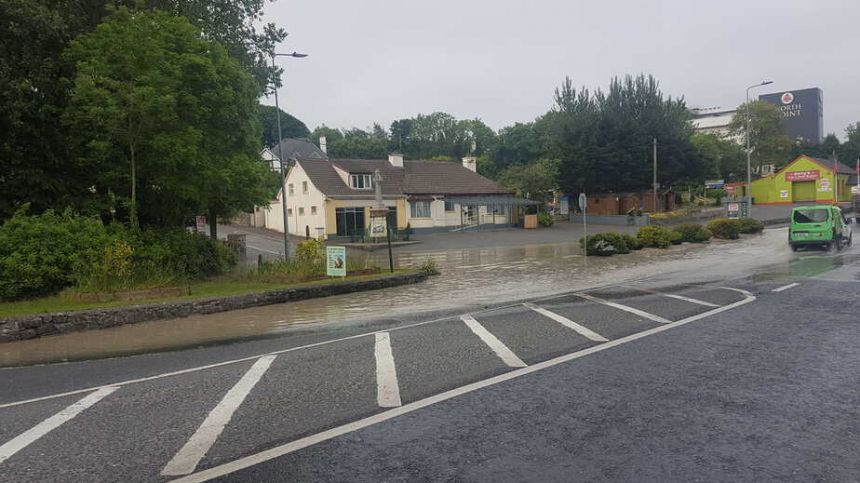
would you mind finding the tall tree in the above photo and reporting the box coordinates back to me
[554,75,704,195]
[691,133,747,181]
[728,101,794,171]
[64,9,269,234]
[259,105,310,147]
[497,158,560,202]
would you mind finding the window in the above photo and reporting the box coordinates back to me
[411,201,431,218]
[298,207,305,215]
[350,173,372,190]
[336,207,366,237]
[793,209,829,223]
[288,183,294,196]
[311,206,317,215]
[444,200,455,212]
[302,181,308,194]
[287,208,293,216]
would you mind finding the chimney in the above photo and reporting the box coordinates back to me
[462,156,477,172]
[319,136,327,154]
[388,153,403,168]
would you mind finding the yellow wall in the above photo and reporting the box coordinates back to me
[750,155,850,204]
[323,198,407,236]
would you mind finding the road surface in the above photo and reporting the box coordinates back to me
[0,237,858,481]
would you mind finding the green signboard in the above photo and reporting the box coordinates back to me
[326,246,346,277]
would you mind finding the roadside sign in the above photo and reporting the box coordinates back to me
[326,246,346,277]
[369,215,387,237]
[727,202,740,219]
[578,193,587,211]
[195,215,206,232]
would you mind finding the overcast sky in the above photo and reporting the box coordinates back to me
[262,0,859,138]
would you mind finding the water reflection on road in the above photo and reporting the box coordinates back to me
[0,229,820,366]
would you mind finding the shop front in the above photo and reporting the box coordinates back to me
[750,155,853,204]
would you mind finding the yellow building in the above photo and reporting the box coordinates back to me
[750,155,854,204]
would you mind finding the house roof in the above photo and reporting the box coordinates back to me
[804,156,855,175]
[295,157,511,199]
[272,138,327,161]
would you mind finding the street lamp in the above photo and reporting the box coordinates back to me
[271,51,308,259]
[745,80,773,215]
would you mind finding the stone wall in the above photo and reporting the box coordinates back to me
[0,272,428,343]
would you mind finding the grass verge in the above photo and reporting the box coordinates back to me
[0,269,418,319]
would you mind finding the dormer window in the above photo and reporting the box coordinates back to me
[350,173,372,190]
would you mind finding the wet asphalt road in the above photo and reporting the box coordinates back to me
[0,238,859,482]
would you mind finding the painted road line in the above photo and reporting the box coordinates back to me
[522,303,608,342]
[246,244,282,256]
[772,283,800,293]
[574,293,672,324]
[170,288,756,483]
[0,386,118,465]
[624,286,719,308]
[161,355,276,476]
[461,315,527,368]
[374,333,402,408]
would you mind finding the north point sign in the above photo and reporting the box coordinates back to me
[759,87,823,144]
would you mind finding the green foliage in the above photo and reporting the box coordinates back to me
[64,9,269,229]
[498,159,560,203]
[418,259,440,275]
[537,212,555,227]
[403,223,414,241]
[706,218,742,240]
[636,225,678,248]
[295,238,326,266]
[728,101,793,170]
[555,75,706,194]
[259,105,310,147]
[674,224,713,243]
[622,234,643,250]
[0,208,113,299]
[736,218,764,234]
[705,189,726,201]
[691,133,747,182]
[579,232,631,256]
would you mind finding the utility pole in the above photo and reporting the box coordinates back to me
[652,137,658,213]
[745,80,773,216]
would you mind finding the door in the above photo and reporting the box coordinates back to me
[791,181,816,202]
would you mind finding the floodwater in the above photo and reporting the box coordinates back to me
[0,229,823,366]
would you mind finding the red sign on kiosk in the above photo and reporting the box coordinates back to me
[785,170,819,181]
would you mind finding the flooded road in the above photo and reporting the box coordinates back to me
[2,228,854,367]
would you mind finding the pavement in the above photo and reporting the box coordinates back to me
[1,237,859,481]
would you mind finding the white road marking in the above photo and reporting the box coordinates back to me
[170,289,756,483]
[772,282,800,293]
[624,286,719,307]
[574,293,672,324]
[246,244,282,256]
[161,355,276,476]
[522,303,608,342]
[0,386,118,464]
[461,315,527,368]
[374,333,402,408]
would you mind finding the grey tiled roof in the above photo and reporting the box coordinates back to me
[272,138,327,161]
[296,158,511,199]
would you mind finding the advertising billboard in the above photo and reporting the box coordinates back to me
[759,88,823,144]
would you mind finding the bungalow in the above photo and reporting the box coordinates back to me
[264,153,520,238]
[750,154,855,204]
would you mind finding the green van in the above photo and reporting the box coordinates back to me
[789,205,853,251]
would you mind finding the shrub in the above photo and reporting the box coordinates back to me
[736,218,764,234]
[579,232,630,256]
[0,208,114,299]
[674,224,713,243]
[622,234,643,250]
[418,258,440,275]
[705,188,726,201]
[296,238,326,265]
[403,222,414,241]
[129,228,236,280]
[636,225,677,249]
[706,218,742,240]
[538,212,554,227]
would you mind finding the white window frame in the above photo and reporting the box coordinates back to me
[302,181,308,194]
[410,201,432,218]
[350,173,372,190]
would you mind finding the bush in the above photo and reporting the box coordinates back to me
[129,228,236,280]
[674,224,713,243]
[296,238,326,265]
[736,218,764,234]
[579,232,630,256]
[418,258,440,275]
[636,225,677,249]
[538,212,554,227]
[622,234,644,250]
[706,218,742,240]
[0,208,114,299]
[705,188,726,201]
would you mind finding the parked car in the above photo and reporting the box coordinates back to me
[788,205,852,251]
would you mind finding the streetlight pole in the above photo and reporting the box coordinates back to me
[271,51,308,259]
[745,80,773,216]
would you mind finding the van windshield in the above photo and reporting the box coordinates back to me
[793,209,830,224]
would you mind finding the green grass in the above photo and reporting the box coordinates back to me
[0,269,418,319]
